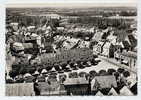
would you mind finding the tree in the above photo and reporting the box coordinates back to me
[117,68,125,74]
[61,63,67,70]
[89,41,98,49]
[54,64,60,71]
[9,70,19,79]
[123,71,130,78]
[107,68,116,75]
[79,72,87,78]
[28,68,36,74]
[89,70,97,77]
[113,72,120,80]
[69,72,78,78]
[6,79,14,83]
[98,70,107,76]
[19,67,27,75]
[59,74,67,83]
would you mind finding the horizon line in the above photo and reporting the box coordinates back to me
[6,3,137,8]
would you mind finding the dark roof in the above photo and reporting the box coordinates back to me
[122,41,131,48]
[130,82,137,95]
[128,35,137,47]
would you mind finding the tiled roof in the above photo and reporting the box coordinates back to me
[128,35,137,47]
[120,86,134,96]
[108,87,118,96]
[63,78,88,85]
[130,82,137,95]
[95,91,104,96]
[122,41,130,48]
[91,75,117,91]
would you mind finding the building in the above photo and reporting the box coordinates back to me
[124,34,137,51]
[12,42,24,52]
[119,86,134,96]
[63,78,89,95]
[127,34,137,50]
[62,37,80,50]
[108,87,118,96]
[91,75,117,92]
[95,91,104,96]
[10,22,19,31]
[102,42,115,58]
[6,83,35,96]
[94,41,105,54]
[22,43,39,54]
[114,40,131,54]
[24,35,37,43]
[120,51,137,68]
[92,30,105,42]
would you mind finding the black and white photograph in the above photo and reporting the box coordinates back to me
[5,2,137,96]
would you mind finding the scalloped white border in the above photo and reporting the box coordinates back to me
[0,0,140,99]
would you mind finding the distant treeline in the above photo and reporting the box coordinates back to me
[68,16,133,29]
[6,13,59,27]
[58,9,137,17]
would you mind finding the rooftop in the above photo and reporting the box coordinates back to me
[63,78,88,85]
[91,75,117,91]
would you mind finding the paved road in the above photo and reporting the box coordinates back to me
[99,56,137,74]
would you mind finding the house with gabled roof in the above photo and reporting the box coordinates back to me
[108,87,118,96]
[91,75,117,92]
[102,42,115,58]
[119,86,134,96]
[130,82,137,95]
[95,91,104,96]
[120,51,137,68]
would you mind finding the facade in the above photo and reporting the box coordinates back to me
[102,42,115,58]
[63,78,89,95]
[120,51,137,68]
[94,41,105,54]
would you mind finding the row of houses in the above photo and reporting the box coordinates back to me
[92,26,137,68]
[6,75,136,96]
[63,75,136,96]
[114,51,137,68]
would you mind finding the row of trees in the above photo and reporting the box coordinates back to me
[9,53,95,79]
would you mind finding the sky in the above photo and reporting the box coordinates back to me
[6,0,137,8]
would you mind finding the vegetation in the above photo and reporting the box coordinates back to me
[68,17,132,29]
